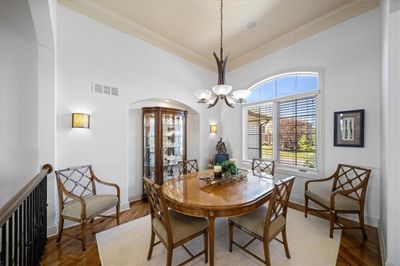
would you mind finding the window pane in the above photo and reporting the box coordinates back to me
[277,75,296,97]
[247,104,273,160]
[259,79,276,101]
[247,87,259,103]
[297,75,318,92]
[278,97,317,169]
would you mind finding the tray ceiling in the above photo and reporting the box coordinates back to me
[58,0,379,71]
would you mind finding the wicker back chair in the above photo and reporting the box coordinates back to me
[252,159,275,176]
[55,165,120,251]
[228,176,295,265]
[177,159,199,176]
[143,177,208,266]
[304,164,371,238]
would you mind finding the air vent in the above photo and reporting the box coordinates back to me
[92,82,119,97]
[103,86,111,95]
[94,83,103,93]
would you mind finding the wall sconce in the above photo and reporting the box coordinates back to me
[72,113,90,128]
[210,124,217,134]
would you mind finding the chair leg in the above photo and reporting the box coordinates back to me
[329,210,335,238]
[282,228,291,259]
[359,211,367,240]
[56,217,64,243]
[147,229,155,260]
[204,230,208,264]
[228,221,233,252]
[263,240,271,266]
[304,195,309,218]
[166,245,173,266]
[116,204,120,225]
[81,220,87,251]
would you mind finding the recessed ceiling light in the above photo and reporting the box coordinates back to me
[247,21,257,29]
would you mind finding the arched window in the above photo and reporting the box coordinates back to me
[244,71,320,172]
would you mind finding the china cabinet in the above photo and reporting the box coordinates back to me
[142,107,187,185]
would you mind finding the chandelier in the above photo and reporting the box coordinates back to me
[194,0,250,108]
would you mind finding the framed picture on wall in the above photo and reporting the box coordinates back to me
[334,109,365,147]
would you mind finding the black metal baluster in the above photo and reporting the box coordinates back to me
[26,194,31,265]
[8,217,12,265]
[18,205,22,266]
[13,209,18,265]
[23,200,27,266]
[1,224,6,266]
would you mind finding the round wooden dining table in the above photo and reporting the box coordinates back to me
[162,169,278,266]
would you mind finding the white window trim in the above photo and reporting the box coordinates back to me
[241,69,325,178]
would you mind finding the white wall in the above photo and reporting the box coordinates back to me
[222,8,381,226]
[380,0,400,265]
[0,0,38,182]
[56,5,220,227]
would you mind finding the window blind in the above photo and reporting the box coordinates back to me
[247,104,273,160]
[278,97,317,169]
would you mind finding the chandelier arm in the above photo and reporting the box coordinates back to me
[208,96,219,109]
[224,96,234,108]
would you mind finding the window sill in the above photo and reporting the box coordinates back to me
[240,160,321,179]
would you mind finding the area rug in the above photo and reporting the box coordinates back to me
[96,209,341,265]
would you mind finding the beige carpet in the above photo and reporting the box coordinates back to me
[96,209,341,266]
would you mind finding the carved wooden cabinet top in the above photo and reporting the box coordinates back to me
[162,169,278,217]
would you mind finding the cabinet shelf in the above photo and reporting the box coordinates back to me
[142,107,187,186]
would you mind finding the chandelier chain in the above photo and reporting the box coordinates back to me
[220,0,223,59]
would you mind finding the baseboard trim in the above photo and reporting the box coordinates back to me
[378,220,386,266]
[47,224,57,237]
[46,201,130,238]
[128,194,143,203]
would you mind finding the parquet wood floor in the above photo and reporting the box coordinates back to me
[40,200,381,266]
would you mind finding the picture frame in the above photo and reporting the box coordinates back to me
[334,109,365,147]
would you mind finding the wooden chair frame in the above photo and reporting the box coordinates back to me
[143,177,208,266]
[55,165,120,251]
[177,159,199,176]
[252,159,275,176]
[229,176,295,265]
[304,164,371,239]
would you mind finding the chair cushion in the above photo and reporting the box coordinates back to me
[229,205,286,239]
[152,210,208,244]
[62,194,118,219]
[306,184,360,211]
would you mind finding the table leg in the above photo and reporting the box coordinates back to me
[208,214,215,266]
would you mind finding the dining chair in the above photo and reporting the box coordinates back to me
[228,176,295,265]
[143,177,208,266]
[177,159,199,176]
[304,164,371,238]
[252,158,275,176]
[55,165,120,251]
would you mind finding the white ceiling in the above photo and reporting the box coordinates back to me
[58,0,379,71]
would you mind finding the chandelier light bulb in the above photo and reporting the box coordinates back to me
[212,84,232,95]
[194,89,212,101]
[231,89,251,100]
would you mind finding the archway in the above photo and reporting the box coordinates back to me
[127,98,200,201]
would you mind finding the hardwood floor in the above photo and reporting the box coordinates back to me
[41,200,381,266]
[41,201,150,266]
[289,202,381,266]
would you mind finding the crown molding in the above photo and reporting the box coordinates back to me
[228,0,380,70]
[58,0,216,71]
[58,0,379,72]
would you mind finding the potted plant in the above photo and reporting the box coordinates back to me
[221,160,239,178]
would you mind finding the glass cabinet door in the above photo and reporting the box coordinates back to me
[162,113,184,180]
[143,112,155,180]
